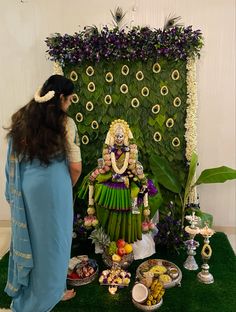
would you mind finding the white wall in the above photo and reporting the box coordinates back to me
[0,0,235,228]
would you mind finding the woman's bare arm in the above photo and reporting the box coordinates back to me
[69,161,82,186]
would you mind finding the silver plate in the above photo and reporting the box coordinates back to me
[136,259,182,288]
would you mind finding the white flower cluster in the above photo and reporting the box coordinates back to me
[185,57,198,160]
[53,62,64,75]
[185,57,198,203]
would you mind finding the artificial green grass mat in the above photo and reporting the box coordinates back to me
[0,232,235,312]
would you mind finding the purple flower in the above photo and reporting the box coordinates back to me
[45,25,203,64]
[147,179,158,197]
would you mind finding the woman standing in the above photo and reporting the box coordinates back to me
[4,75,82,311]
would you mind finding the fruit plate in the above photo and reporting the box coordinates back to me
[136,259,182,289]
[67,259,98,286]
[132,298,163,311]
[102,250,134,269]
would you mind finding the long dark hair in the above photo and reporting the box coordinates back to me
[6,75,74,164]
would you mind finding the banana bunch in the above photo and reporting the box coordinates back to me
[146,280,165,306]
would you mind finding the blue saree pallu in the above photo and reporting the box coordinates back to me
[5,140,73,312]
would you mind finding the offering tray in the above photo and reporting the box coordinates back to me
[136,258,182,288]
[67,256,98,286]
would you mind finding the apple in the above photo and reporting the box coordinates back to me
[117,239,126,248]
[117,247,126,257]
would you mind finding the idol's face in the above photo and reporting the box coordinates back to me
[115,128,124,146]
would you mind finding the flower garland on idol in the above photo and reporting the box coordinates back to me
[83,119,156,233]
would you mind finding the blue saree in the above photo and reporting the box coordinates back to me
[5,139,73,312]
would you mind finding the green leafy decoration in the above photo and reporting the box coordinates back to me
[184,152,198,204]
[195,166,236,185]
[149,154,182,194]
[66,59,188,219]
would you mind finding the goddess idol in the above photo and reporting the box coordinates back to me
[80,119,157,243]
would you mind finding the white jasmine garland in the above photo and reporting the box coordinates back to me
[53,62,64,75]
[143,208,150,216]
[185,57,198,203]
[111,152,130,174]
[185,57,198,160]
[143,193,148,207]
[34,88,55,103]
[88,184,94,206]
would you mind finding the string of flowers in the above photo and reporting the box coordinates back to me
[185,56,198,204]
[110,151,130,174]
[46,26,203,66]
[53,62,64,75]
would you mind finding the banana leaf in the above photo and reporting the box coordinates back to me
[184,152,198,204]
[149,180,163,219]
[149,154,182,194]
[195,166,236,185]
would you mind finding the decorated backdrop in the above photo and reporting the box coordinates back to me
[46,23,203,220]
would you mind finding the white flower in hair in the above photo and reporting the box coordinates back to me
[34,87,55,103]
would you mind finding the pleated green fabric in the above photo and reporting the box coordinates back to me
[94,182,143,243]
[94,183,131,211]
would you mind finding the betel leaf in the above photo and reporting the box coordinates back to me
[148,117,156,126]
[149,154,182,194]
[195,166,236,186]
[156,114,166,127]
